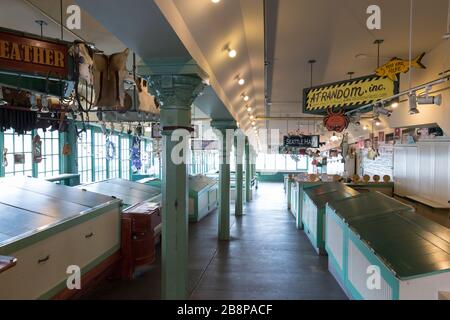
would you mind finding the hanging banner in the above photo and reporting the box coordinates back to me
[0,29,69,78]
[303,74,399,115]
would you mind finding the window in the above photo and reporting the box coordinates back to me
[3,129,33,177]
[121,136,130,180]
[36,129,60,178]
[77,129,92,183]
[140,139,154,175]
[94,132,107,181]
[256,153,308,172]
[108,134,120,179]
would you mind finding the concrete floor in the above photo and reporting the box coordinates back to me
[83,182,346,300]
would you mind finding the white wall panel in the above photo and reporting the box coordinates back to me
[394,141,450,205]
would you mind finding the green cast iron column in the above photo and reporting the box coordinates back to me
[148,74,205,300]
[211,120,237,240]
[234,131,244,216]
[245,137,251,203]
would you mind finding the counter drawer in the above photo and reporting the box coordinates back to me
[0,208,120,300]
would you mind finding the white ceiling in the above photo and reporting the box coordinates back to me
[155,0,264,132]
[267,0,449,118]
[3,0,450,141]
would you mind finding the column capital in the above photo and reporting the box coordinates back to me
[210,120,238,131]
[148,74,205,110]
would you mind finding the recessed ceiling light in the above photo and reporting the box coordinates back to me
[228,48,237,58]
[211,0,220,3]
[246,106,252,112]
[243,95,249,102]
[249,115,254,120]
[251,121,256,126]
[238,78,245,86]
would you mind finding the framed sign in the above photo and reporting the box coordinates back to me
[283,135,319,149]
[0,29,69,78]
[303,74,399,115]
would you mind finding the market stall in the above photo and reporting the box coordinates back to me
[325,192,450,299]
[188,174,219,222]
[301,182,359,254]
[0,177,122,300]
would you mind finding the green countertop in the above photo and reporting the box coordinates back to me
[79,179,161,207]
[0,177,120,249]
[189,175,217,193]
[304,182,359,209]
[327,192,450,280]
[328,192,414,221]
[4,177,114,207]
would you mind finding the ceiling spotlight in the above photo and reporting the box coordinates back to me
[251,121,256,126]
[242,94,249,102]
[247,106,252,112]
[249,115,255,120]
[40,95,50,113]
[211,0,221,3]
[0,86,7,106]
[417,94,442,106]
[408,92,419,115]
[390,101,399,109]
[374,105,392,117]
[238,77,245,86]
[227,48,237,58]
[363,125,369,131]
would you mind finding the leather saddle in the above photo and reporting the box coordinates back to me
[93,48,130,111]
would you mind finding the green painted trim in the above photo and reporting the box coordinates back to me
[0,201,121,255]
[90,128,96,182]
[0,132,4,177]
[37,244,120,300]
[31,129,38,178]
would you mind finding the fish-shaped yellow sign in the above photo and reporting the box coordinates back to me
[375,53,426,81]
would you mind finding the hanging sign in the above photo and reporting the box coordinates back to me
[303,74,398,115]
[375,53,426,81]
[283,135,319,148]
[0,29,69,78]
[32,135,42,163]
[323,108,349,132]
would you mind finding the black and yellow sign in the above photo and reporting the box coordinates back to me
[303,75,399,115]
